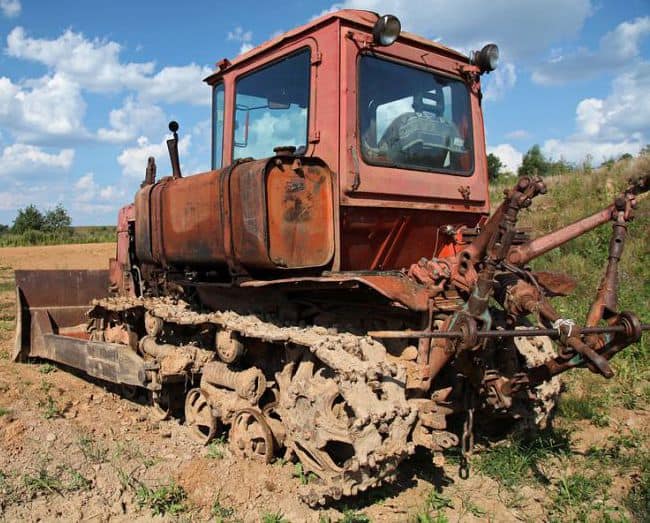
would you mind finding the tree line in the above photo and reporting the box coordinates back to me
[487,144,648,181]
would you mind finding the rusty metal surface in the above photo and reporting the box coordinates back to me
[14,270,109,361]
[42,334,147,387]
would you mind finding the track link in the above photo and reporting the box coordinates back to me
[90,296,418,505]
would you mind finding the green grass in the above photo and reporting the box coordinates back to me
[0,407,11,417]
[474,430,571,488]
[78,435,108,464]
[260,510,289,523]
[211,497,236,521]
[206,435,227,459]
[134,480,187,516]
[0,226,115,247]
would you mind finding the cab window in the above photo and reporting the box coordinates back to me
[359,55,473,175]
[233,50,310,160]
[212,83,225,169]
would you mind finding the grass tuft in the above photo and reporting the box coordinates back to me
[134,480,187,516]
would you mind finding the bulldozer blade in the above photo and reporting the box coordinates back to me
[38,334,147,387]
[14,269,109,362]
[14,269,148,387]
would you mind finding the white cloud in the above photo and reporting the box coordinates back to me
[505,129,531,140]
[542,62,649,162]
[532,16,650,85]
[487,143,522,174]
[483,62,516,101]
[227,25,255,56]
[6,27,212,105]
[117,135,191,178]
[97,97,166,143]
[228,26,253,43]
[326,0,593,60]
[0,73,88,143]
[0,144,74,177]
[73,172,124,204]
[137,63,212,105]
[0,0,20,18]
[239,43,254,54]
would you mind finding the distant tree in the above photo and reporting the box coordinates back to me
[619,153,633,161]
[518,144,550,177]
[0,224,8,235]
[601,157,616,170]
[487,153,503,181]
[12,205,45,234]
[639,145,650,157]
[43,204,72,233]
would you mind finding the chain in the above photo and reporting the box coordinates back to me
[459,385,476,479]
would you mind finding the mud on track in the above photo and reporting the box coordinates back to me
[0,243,645,522]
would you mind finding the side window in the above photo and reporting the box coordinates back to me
[233,50,310,160]
[212,83,225,169]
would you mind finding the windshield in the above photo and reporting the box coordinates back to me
[359,55,473,175]
[233,49,310,160]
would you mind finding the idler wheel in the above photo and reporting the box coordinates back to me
[185,388,218,444]
[229,408,274,463]
[144,311,163,337]
[215,330,245,364]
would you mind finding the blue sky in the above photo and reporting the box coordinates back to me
[0,0,648,225]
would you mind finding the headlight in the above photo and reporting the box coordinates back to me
[471,43,499,73]
[372,14,401,46]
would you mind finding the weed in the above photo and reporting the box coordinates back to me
[78,435,108,464]
[207,435,227,459]
[0,406,11,417]
[338,510,371,523]
[625,460,650,520]
[426,490,453,511]
[211,497,235,521]
[553,473,611,518]
[412,514,448,523]
[261,510,289,523]
[293,462,317,485]
[39,379,53,393]
[23,468,63,495]
[39,363,56,374]
[65,467,92,491]
[475,430,570,488]
[135,480,187,516]
[38,395,62,420]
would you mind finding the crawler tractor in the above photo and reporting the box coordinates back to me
[14,10,649,505]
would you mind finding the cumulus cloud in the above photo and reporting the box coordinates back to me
[0,143,74,177]
[227,25,255,56]
[482,62,516,102]
[6,27,212,105]
[97,97,166,143]
[0,73,89,144]
[117,135,191,178]
[487,143,522,174]
[542,62,650,162]
[0,0,20,18]
[326,0,592,60]
[532,16,650,85]
[73,172,124,204]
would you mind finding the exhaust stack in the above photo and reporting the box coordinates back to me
[167,120,182,179]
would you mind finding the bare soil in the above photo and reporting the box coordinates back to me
[0,243,645,522]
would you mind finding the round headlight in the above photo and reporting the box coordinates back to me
[472,43,499,73]
[373,14,401,46]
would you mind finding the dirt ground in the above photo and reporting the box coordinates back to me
[0,244,646,522]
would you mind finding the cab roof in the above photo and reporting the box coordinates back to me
[204,9,469,84]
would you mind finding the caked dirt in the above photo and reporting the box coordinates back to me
[0,244,646,522]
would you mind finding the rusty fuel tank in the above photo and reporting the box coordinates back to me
[134,155,335,274]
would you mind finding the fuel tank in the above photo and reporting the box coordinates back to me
[134,156,335,274]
